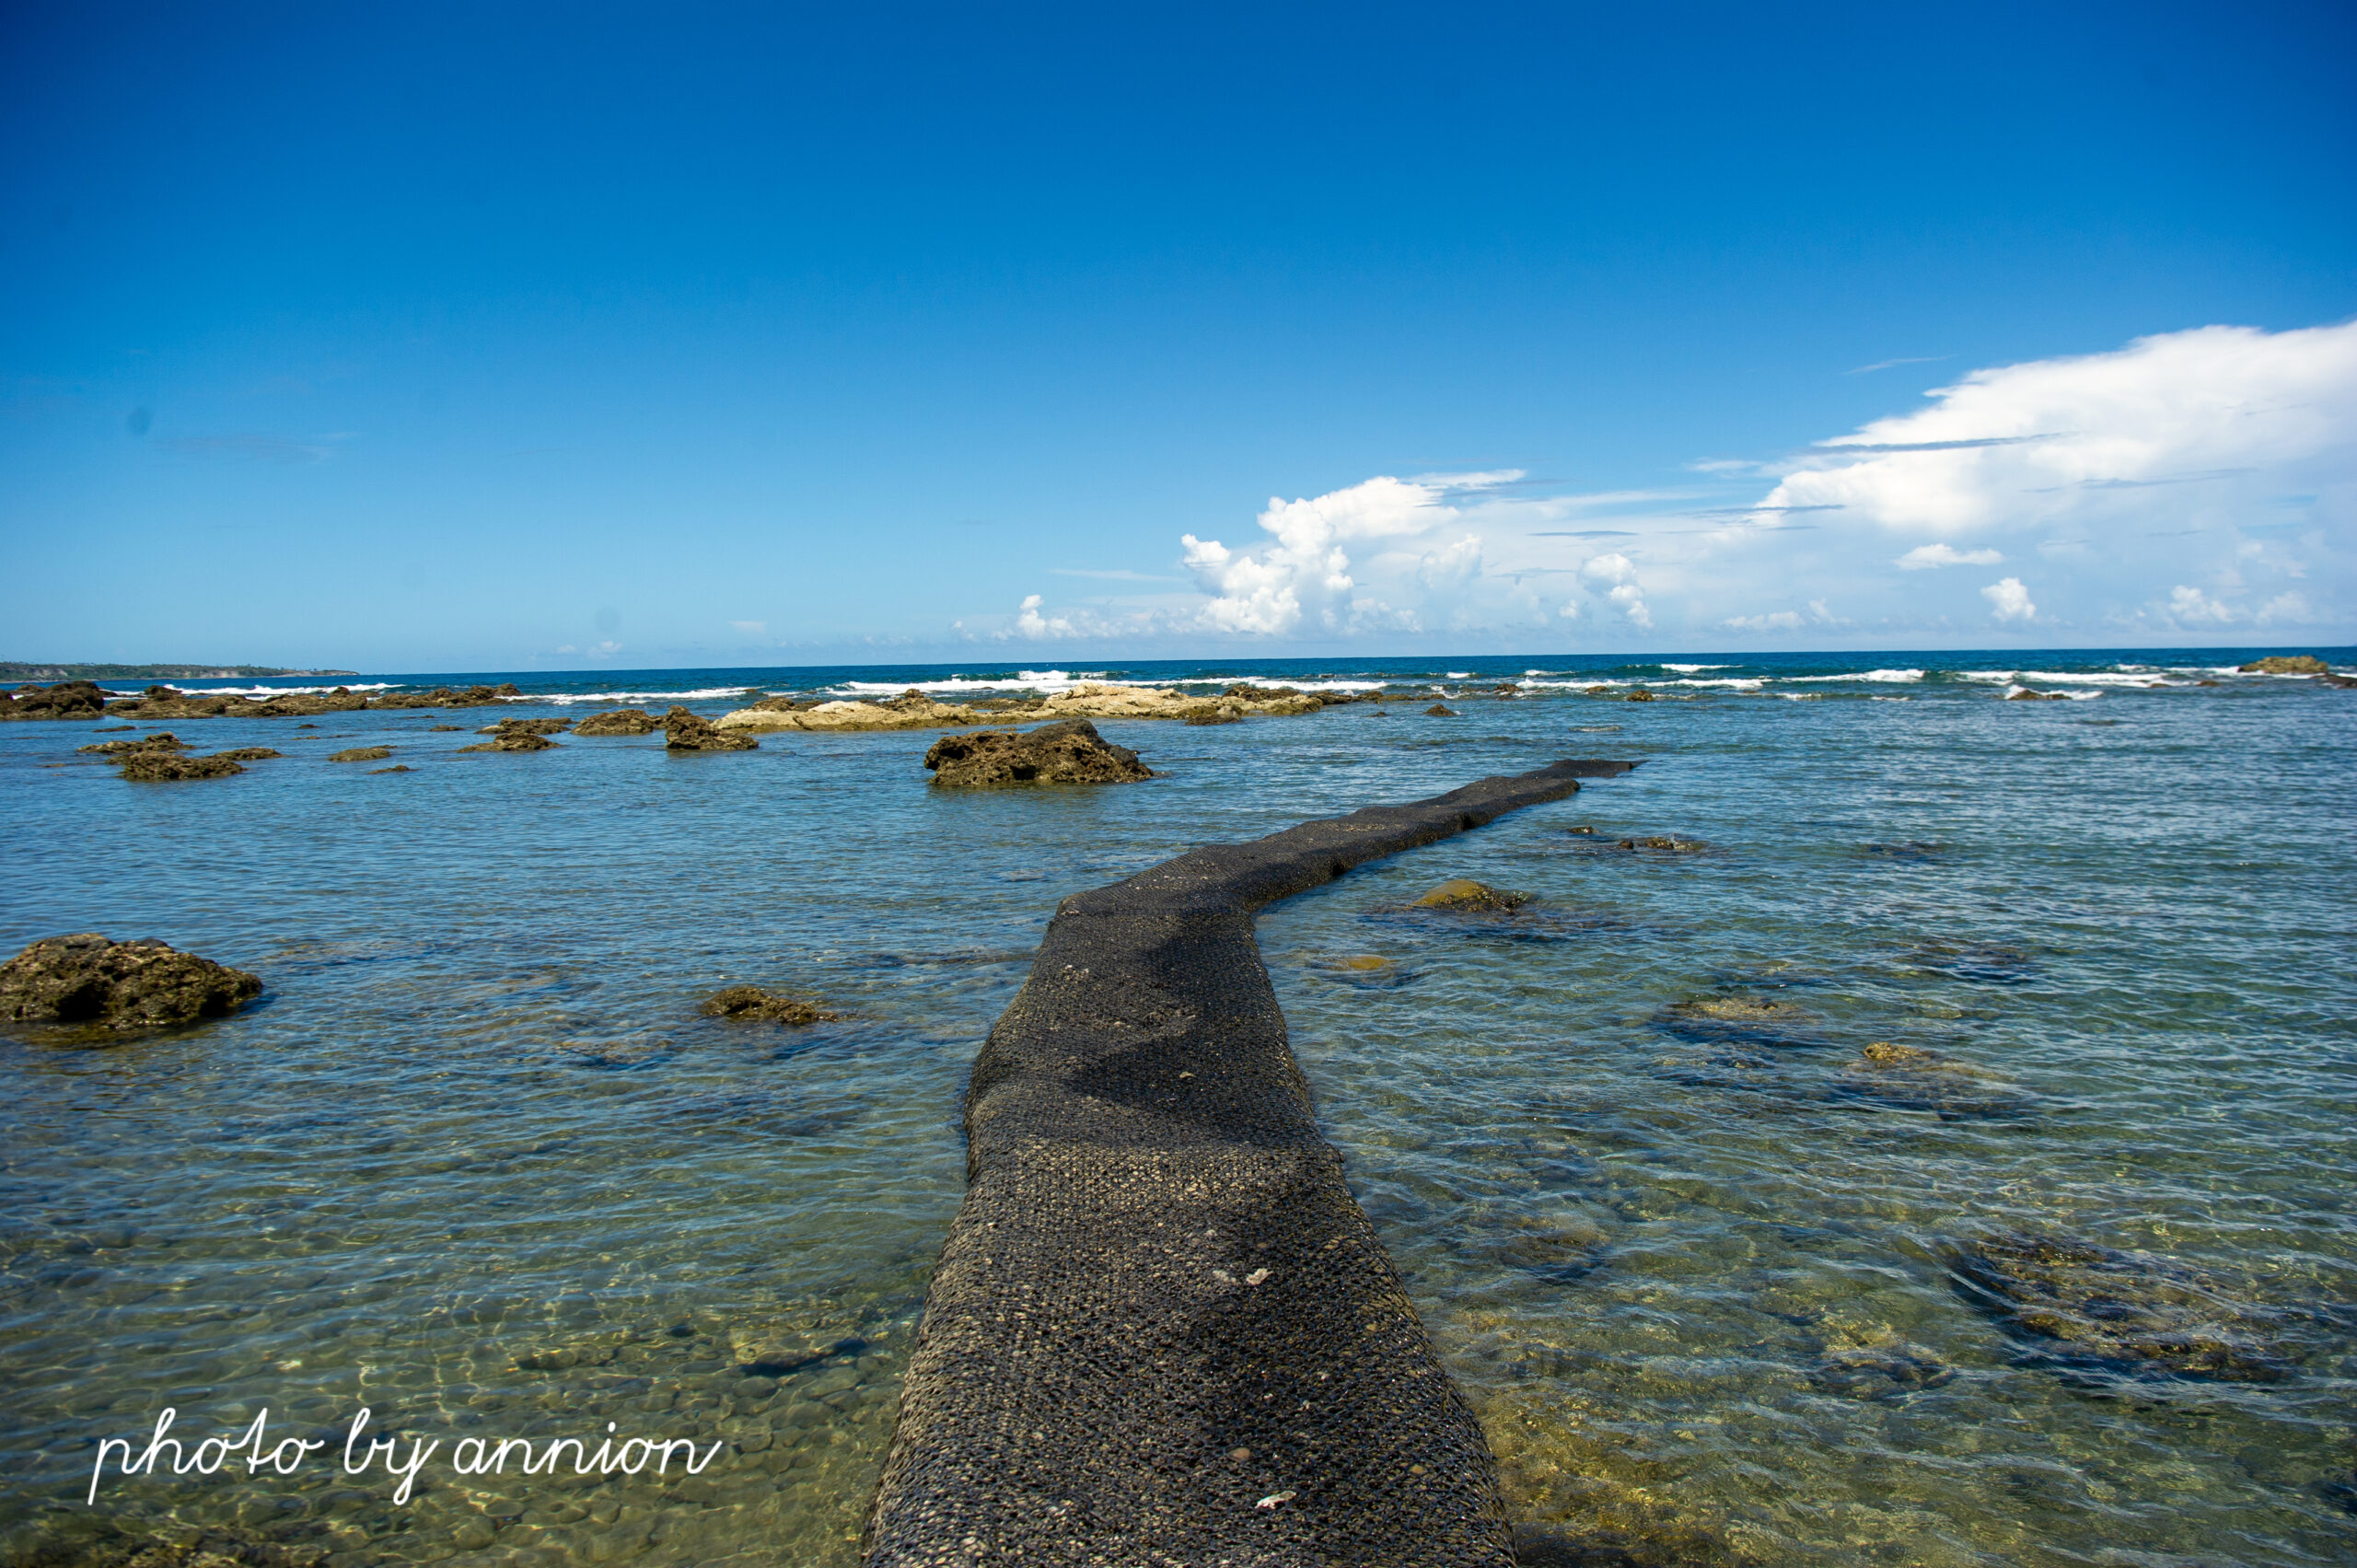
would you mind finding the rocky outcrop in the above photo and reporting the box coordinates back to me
[1614,834,1708,853]
[2238,655,2329,674]
[717,681,1329,733]
[0,934,263,1028]
[572,706,661,735]
[329,746,392,762]
[2006,687,2071,701]
[698,984,844,1024]
[923,718,1153,786]
[101,681,525,720]
[1425,703,1457,716]
[0,679,110,720]
[1410,878,1525,912]
[116,751,247,781]
[476,715,570,735]
[213,748,282,761]
[664,706,757,750]
[459,731,559,752]
[78,732,188,754]
[366,682,524,709]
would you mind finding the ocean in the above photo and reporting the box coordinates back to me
[3,648,2352,1566]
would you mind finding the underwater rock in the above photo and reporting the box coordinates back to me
[923,717,1152,786]
[475,715,571,735]
[1624,689,1655,703]
[427,724,461,731]
[0,679,110,720]
[572,706,662,735]
[1658,995,1823,1049]
[1613,835,1706,854]
[6,1517,329,1568]
[1411,878,1527,912]
[1809,1342,1957,1397]
[328,746,391,762]
[698,985,844,1024]
[0,933,263,1028]
[115,751,245,781]
[78,732,189,755]
[369,765,412,774]
[1859,841,1943,863]
[212,748,283,762]
[663,706,757,750]
[2238,655,2328,674]
[1945,1232,2291,1382]
[459,730,559,752]
[1832,1041,2032,1120]
[1906,938,2034,983]
[1308,953,1415,989]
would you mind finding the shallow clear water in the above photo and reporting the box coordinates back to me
[2,651,2352,1566]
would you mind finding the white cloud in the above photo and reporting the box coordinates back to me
[1723,610,1804,632]
[1982,576,2037,622]
[1897,543,2003,570]
[2165,585,2236,623]
[1013,594,1079,639]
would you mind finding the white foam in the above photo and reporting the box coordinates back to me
[1782,668,1925,683]
[2001,684,2104,701]
[115,682,400,696]
[1967,669,2190,688]
[535,687,771,704]
[1662,663,1731,672]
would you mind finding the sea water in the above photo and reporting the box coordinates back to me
[1,651,2351,1566]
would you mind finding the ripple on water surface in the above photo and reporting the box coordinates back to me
[3,672,2353,1566]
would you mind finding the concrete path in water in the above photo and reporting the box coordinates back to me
[865,760,1640,1567]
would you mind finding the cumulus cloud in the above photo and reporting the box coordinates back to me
[981,321,2353,646]
[1897,543,2003,570]
[1981,576,2037,622]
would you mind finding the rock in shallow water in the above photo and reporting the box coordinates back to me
[458,731,559,752]
[78,732,188,755]
[0,679,110,721]
[328,745,391,762]
[1411,878,1527,912]
[0,933,263,1028]
[922,717,1152,785]
[2238,654,2328,674]
[664,706,757,750]
[1945,1232,2291,1382]
[698,985,843,1024]
[115,750,246,781]
[573,705,661,735]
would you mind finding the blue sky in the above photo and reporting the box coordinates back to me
[4,1,2351,669]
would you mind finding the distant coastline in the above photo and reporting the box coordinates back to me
[0,661,361,680]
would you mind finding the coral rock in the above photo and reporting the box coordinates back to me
[699,985,843,1024]
[923,718,1153,786]
[573,706,662,736]
[664,707,758,750]
[0,933,263,1028]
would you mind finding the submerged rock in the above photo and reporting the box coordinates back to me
[1411,878,1527,912]
[1624,689,1656,703]
[698,985,844,1024]
[212,748,283,761]
[1858,841,1944,863]
[2238,655,2328,674]
[428,724,462,731]
[476,715,571,735]
[1658,995,1823,1049]
[1833,1040,2032,1120]
[329,745,392,762]
[923,717,1152,786]
[1907,937,2034,983]
[459,730,559,752]
[78,732,189,755]
[1809,1342,1957,1397]
[369,765,412,773]
[115,751,246,781]
[0,679,110,720]
[2005,687,2070,701]
[573,705,662,735]
[1613,834,1707,854]
[0,933,263,1028]
[1945,1232,2291,1382]
[664,706,757,750]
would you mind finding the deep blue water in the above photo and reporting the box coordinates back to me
[3,648,2352,1567]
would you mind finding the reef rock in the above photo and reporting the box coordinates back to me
[699,985,843,1024]
[368,682,523,710]
[1946,1232,2289,1381]
[923,717,1152,786]
[664,707,757,750]
[212,748,282,762]
[78,732,189,755]
[0,934,263,1028]
[1833,1040,2032,1120]
[1424,703,1457,716]
[715,680,1327,733]
[1658,995,1823,1049]
[573,706,662,736]
[0,679,110,721]
[1614,834,1707,854]
[459,730,560,752]
[477,715,571,735]
[329,746,392,762]
[2238,655,2329,674]
[116,751,246,781]
[1410,879,1526,912]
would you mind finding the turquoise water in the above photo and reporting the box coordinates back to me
[2,651,2352,1566]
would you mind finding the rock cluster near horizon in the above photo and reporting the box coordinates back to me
[715,681,1350,734]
